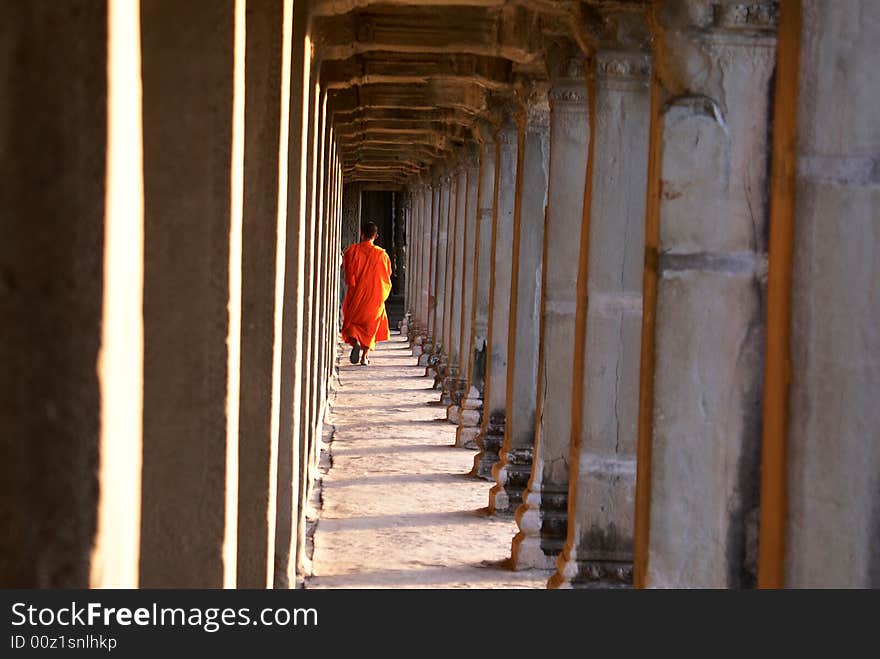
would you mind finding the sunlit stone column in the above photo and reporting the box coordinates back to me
[442,162,469,408]
[294,71,322,579]
[236,0,288,588]
[457,127,497,449]
[472,119,518,480]
[427,171,451,382]
[416,185,430,346]
[779,0,880,588]
[139,0,241,587]
[420,182,439,365]
[419,182,436,363]
[274,0,313,588]
[449,145,482,430]
[513,53,589,568]
[489,86,550,515]
[550,36,652,587]
[407,186,419,344]
[637,2,776,588]
[439,166,466,398]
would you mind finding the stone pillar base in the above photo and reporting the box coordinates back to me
[439,369,458,405]
[434,357,449,391]
[455,425,480,449]
[445,377,467,424]
[548,548,633,589]
[447,404,460,424]
[455,386,483,448]
[510,487,567,570]
[470,411,504,480]
[488,445,533,515]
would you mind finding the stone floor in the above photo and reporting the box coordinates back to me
[305,331,553,589]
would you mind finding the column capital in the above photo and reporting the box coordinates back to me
[517,79,550,129]
[595,49,651,86]
[461,142,481,172]
[495,119,518,150]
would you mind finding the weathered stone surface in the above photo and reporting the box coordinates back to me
[784,0,880,588]
[138,0,238,588]
[472,122,517,482]
[552,52,650,587]
[237,0,287,589]
[491,99,549,515]
[642,7,774,588]
[512,68,588,569]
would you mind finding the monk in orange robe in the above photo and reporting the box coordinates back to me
[341,221,392,365]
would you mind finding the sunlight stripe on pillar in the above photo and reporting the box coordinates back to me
[223,0,247,590]
[92,0,145,589]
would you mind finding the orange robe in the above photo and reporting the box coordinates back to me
[341,240,392,351]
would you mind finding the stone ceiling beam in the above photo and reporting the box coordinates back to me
[312,0,575,18]
[312,5,545,65]
[320,52,513,91]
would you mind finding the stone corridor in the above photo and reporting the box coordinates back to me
[307,333,550,589]
[3,1,879,591]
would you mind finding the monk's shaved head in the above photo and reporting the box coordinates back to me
[361,221,379,240]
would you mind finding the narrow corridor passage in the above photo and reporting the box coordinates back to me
[306,333,552,589]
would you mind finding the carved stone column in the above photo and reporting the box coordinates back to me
[408,186,425,350]
[420,180,440,367]
[489,86,550,514]
[512,53,589,568]
[635,1,776,588]
[457,126,497,448]
[426,171,451,382]
[549,34,652,586]
[471,120,518,480]
[777,0,880,588]
[440,163,467,403]
[449,145,481,427]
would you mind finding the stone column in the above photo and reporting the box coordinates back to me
[513,54,590,569]
[457,128,497,449]
[549,39,652,586]
[341,182,361,250]
[449,146,482,429]
[274,0,312,588]
[437,167,464,394]
[472,120,518,480]
[405,187,419,341]
[394,189,408,308]
[489,87,550,515]
[0,1,109,587]
[313,106,330,460]
[420,182,440,365]
[410,186,426,352]
[418,184,434,360]
[139,0,240,587]
[635,2,776,588]
[294,73,322,579]
[772,0,880,588]
[441,164,468,405]
[236,0,288,589]
[426,172,451,381]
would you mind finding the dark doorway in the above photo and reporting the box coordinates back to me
[359,190,405,325]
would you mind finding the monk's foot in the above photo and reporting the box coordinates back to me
[349,341,361,364]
